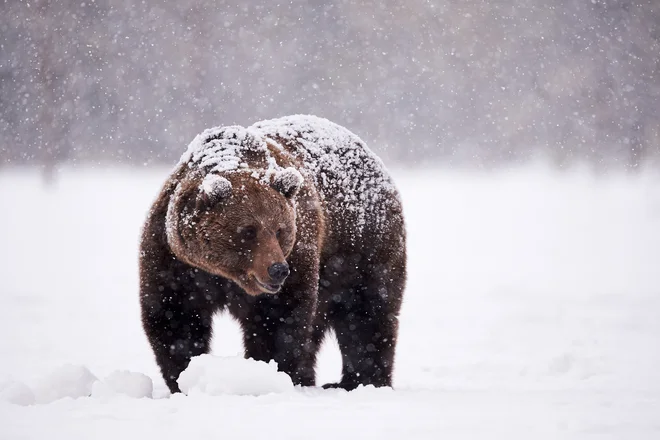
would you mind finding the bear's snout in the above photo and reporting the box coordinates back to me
[268,262,290,284]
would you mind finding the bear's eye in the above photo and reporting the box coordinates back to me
[241,226,257,241]
[276,228,282,239]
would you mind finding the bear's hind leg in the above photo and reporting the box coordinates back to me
[324,299,399,391]
[322,253,405,392]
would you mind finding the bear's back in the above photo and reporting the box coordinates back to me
[250,115,401,235]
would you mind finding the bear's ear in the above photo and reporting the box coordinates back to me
[198,174,232,209]
[271,167,303,199]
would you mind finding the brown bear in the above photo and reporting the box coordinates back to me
[139,115,406,393]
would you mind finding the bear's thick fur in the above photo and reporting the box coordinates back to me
[139,115,406,393]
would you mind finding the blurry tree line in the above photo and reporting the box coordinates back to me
[1,0,659,174]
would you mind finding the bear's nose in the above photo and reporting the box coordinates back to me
[268,262,290,284]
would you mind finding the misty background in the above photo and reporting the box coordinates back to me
[1,0,659,175]
[2,3,660,435]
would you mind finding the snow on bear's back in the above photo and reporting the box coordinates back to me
[250,114,400,231]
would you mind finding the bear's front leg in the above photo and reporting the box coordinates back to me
[238,292,317,386]
[141,289,214,394]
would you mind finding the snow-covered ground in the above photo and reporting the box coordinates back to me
[1,163,659,439]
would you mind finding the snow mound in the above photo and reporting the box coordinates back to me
[33,364,97,404]
[0,380,35,406]
[178,354,294,396]
[91,370,153,399]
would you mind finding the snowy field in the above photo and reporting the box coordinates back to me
[1,163,659,439]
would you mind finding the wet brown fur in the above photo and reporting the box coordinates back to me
[139,120,406,393]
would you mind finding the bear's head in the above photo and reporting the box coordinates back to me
[165,167,304,296]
